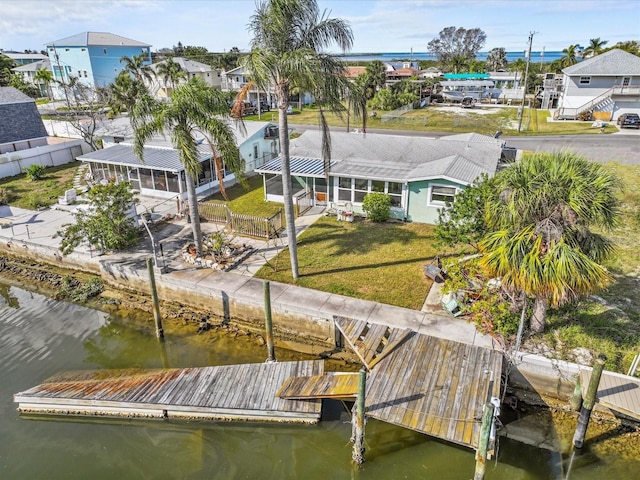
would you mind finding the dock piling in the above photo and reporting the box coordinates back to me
[263,280,276,362]
[351,366,367,465]
[572,355,606,449]
[474,402,495,480]
[146,257,164,339]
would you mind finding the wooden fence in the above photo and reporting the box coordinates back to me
[294,190,313,217]
[198,202,283,239]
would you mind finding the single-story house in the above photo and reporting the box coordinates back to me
[78,120,280,199]
[256,131,506,224]
[555,49,640,120]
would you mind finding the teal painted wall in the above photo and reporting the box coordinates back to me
[407,179,465,224]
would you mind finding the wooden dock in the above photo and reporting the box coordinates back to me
[580,369,640,421]
[14,360,323,423]
[280,316,503,449]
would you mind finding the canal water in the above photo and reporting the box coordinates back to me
[0,284,637,479]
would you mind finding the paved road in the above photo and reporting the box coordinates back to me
[290,124,640,165]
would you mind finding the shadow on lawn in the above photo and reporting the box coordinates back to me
[298,218,434,256]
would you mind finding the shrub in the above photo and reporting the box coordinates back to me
[362,192,391,222]
[24,164,45,181]
[0,187,11,205]
[577,110,593,121]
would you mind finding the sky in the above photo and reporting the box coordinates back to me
[1,0,639,54]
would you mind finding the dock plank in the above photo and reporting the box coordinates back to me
[580,369,640,421]
[14,361,323,423]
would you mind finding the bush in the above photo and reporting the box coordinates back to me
[362,192,391,222]
[577,110,593,121]
[0,187,11,205]
[24,164,45,181]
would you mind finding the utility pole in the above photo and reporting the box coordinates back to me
[517,31,536,132]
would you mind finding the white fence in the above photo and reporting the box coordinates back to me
[0,139,89,179]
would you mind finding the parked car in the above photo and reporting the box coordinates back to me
[242,102,258,115]
[617,113,640,129]
[259,102,271,112]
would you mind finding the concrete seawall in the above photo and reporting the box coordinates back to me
[0,220,600,410]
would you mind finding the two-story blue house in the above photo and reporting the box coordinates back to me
[45,32,151,99]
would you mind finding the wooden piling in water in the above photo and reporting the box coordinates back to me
[263,280,276,362]
[146,257,164,339]
[570,376,583,411]
[473,402,495,480]
[573,355,606,449]
[351,367,367,465]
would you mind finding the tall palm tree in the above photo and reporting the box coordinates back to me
[242,0,353,280]
[447,54,469,73]
[131,78,242,255]
[560,44,580,67]
[479,152,620,334]
[120,53,153,84]
[155,57,186,96]
[33,67,53,98]
[583,37,609,58]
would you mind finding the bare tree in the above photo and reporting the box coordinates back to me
[427,26,486,66]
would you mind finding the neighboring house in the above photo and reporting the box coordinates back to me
[384,61,421,85]
[45,32,151,99]
[1,51,48,66]
[0,87,48,153]
[148,57,221,98]
[256,130,506,224]
[554,49,640,121]
[12,59,52,97]
[220,66,313,109]
[79,120,280,199]
[0,87,87,177]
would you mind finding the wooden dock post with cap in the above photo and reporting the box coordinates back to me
[573,355,606,449]
[263,280,276,362]
[351,366,367,465]
[146,257,164,339]
[474,402,495,480]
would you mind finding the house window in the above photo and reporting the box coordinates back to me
[430,186,457,205]
[253,144,259,161]
[579,76,591,85]
[388,182,402,206]
[338,177,352,202]
[83,70,87,78]
[354,178,368,203]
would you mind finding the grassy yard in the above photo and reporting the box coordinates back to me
[245,104,618,136]
[255,216,458,310]
[0,161,80,210]
[203,174,283,218]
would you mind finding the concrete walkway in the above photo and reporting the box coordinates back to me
[0,198,497,350]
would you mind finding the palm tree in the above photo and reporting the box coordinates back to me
[120,53,153,84]
[155,57,186,96]
[242,0,353,280]
[33,67,53,98]
[108,70,148,116]
[479,152,620,334]
[447,54,469,73]
[583,37,609,58]
[131,78,242,256]
[560,44,580,67]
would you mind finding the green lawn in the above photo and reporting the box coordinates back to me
[203,174,283,218]
[245,104,617,136]
[255,216,460,310]
[0,161,80,210]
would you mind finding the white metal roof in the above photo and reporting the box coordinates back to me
[259,131,502,185]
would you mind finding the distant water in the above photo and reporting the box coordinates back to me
[338,51,564,63]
